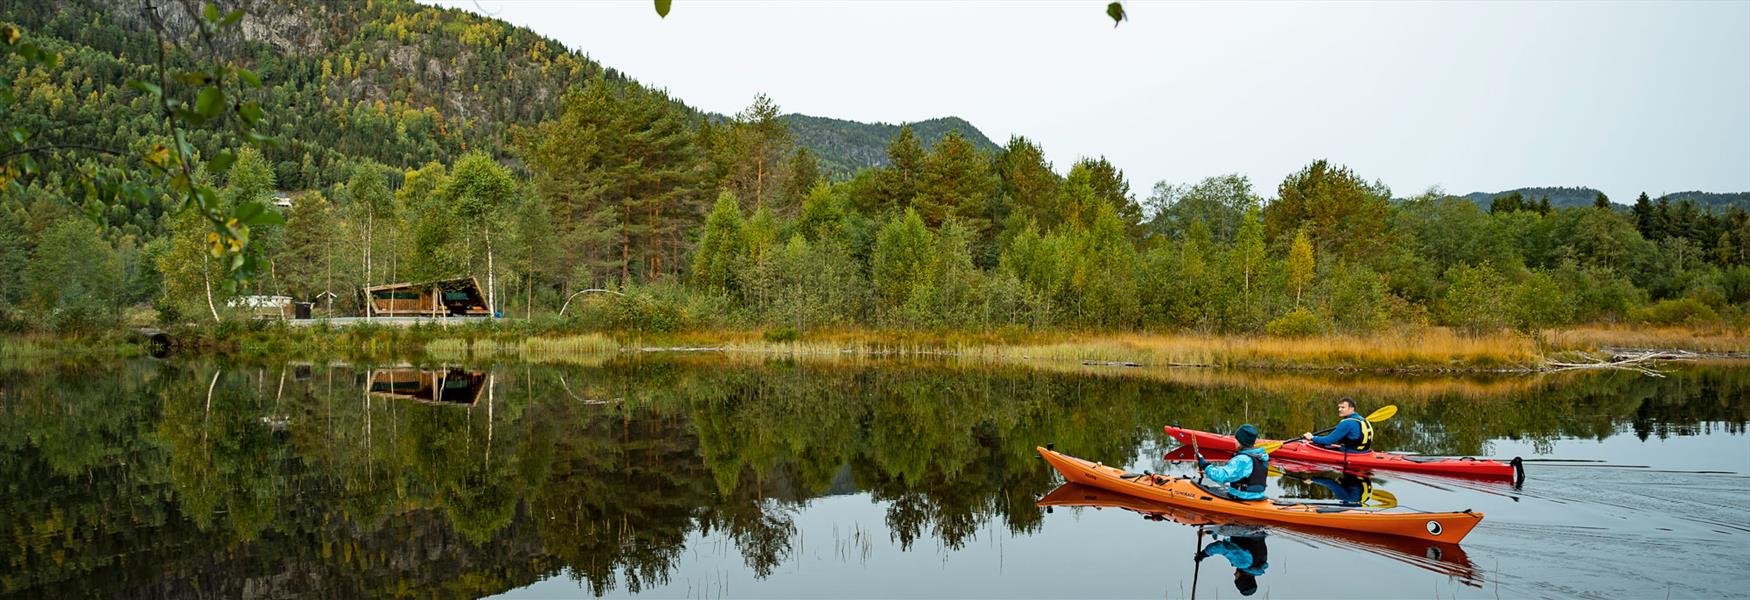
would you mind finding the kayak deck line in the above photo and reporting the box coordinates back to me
[1037,446,1484,543]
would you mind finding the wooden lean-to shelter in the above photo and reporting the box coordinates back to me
[362,277,491,317]
[366,367,487,406]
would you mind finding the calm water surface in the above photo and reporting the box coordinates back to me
[1,357,1746,599]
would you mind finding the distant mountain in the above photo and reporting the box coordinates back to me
[1456,187,1750,211]
[1457,187,1609,209]
[1657,191,1750,209]
[782,114,1001,178]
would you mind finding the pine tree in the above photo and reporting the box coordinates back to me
[1063,158,1141,237]
[872,125,926,212]
[720,94,792,211]
[994,136,1060,232]
[1632,192,1654,238]
[279,191,337,301]
[913,130,993,234]
[780,147,821,213]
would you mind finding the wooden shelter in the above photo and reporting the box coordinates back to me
[363,277,491,317]
[366,367,486,406]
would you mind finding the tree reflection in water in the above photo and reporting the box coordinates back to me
[0,357,1743,597]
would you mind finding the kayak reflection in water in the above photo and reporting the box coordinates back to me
[1196,527,1269,597]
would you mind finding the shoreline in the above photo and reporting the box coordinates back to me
[6,324,1745,374]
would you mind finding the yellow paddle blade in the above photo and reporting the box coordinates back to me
[1259,440,1285,454]
[1367,404,1398,423]
[1267,465,1284,478]
[1369,488,1399,508]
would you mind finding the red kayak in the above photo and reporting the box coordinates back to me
[1164,425,1524,482]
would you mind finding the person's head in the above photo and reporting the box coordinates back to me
[1234,571,1258,596]
[1337,397,1357,418]
[1233,424,1259,449]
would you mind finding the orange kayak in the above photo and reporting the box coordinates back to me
[1038,446,1483,543]
[1037,483,1481,586]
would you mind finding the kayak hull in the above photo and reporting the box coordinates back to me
[1037,446,1483,543]
[1164,425,1522,481]
[1037,483,1481,585]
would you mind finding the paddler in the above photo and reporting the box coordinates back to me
[1301,397,1373,452]
[1195,424,1271,500]
[1195,529,1268,597]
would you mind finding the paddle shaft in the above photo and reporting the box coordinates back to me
[1191,526,1205,600]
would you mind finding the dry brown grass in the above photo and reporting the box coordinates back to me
[1539,325,1750,354]
[973,328,1542,370]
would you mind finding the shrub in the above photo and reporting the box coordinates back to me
[1630,297,1720,326]
[1266,307,1323,337]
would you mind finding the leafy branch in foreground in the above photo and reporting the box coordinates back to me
[2,3,280,294]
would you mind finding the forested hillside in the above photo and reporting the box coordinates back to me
[2,0,1748,339]
[782,115,1000,178]
[1459,187,1750,211]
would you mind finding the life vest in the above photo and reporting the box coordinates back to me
[1230,535,1269,575]
[1237,449,1270,493]
[1338,414,1374,452]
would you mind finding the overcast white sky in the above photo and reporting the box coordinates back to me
[433,0,1750,202]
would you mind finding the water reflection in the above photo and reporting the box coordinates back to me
[0,358,1743,597]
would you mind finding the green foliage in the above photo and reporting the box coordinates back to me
[1438,263,1511,334]
[1630,297,1721,326]
[1286,228,1315,306]
[912,130,994,234]
[1265,306,1322,337]
[1266,160,1391,259]
[24,219,123,333]
[872,209,934,315]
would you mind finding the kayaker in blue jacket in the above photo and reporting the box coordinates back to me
[1195,530,1268,597]
[1302,397,1373,453]
[1196,424,1271,501]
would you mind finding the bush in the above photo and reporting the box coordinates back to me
[1630,297,1720,326]
[1438,262,1511,334]
[762,326,799,342]
[607,290,686,333]
[1266,307,1323,337]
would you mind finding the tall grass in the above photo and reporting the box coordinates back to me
[976,328,1544,371]
[427,333,620,363]
[1540,325,1750,354]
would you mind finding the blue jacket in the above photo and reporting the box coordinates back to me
[1201,535,1269,575]
[1203,448,1269,500]
[1310,415,1369,453]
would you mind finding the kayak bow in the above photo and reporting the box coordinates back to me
[1037,446,1483,543]
[1164,425,1524,482]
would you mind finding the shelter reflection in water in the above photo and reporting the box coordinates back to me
[367,366,488,405]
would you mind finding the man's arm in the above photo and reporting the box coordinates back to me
[1309,419,1356,446]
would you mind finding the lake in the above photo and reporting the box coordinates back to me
[1,356,1746,598]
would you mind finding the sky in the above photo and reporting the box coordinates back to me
[432,0,1750,203]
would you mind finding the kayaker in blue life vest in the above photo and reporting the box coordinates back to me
[1196,424,1271,501]
[1301,397,1373,453]
[1195,529,1268,597]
